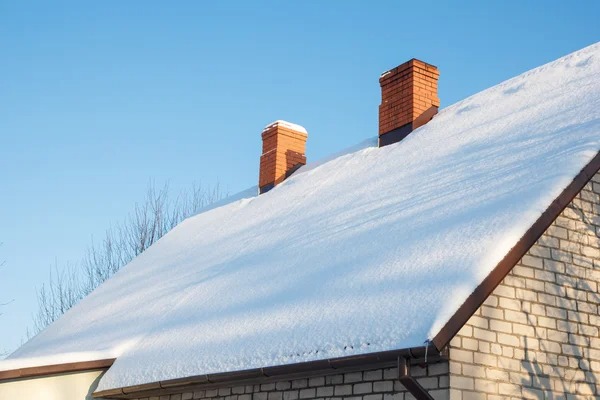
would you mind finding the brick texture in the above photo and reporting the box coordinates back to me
[449,171,600,399]
[259,122,307,191]
[130,363,449,400]
[378,59,440,135]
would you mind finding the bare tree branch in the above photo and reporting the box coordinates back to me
[32,181,225,333]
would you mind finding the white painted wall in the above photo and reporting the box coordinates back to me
[0,370,105,400]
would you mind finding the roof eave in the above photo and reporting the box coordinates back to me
[93,344,446,399]
[0,358,115,381]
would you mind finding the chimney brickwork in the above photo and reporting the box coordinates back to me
[259,120,307,194]
[378,59,439,147]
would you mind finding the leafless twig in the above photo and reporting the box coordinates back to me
[32,181,225,333]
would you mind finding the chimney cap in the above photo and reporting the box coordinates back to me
[379,58,439,80]
[262,120,308,136]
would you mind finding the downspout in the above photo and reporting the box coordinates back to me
[398,357,434,400]
[396,341,435,400]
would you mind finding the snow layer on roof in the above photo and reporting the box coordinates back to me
[3,43,600,390]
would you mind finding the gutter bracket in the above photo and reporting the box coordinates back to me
[397,357,434,400]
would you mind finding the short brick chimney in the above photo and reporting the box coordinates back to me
[378,59,439,147]
[259,120,308,194]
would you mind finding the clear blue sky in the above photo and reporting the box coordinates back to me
[0,0,598,355]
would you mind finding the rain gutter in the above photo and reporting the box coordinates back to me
[93,344,446,399]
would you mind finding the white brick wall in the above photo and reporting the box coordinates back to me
[449,172,600,399]
[131,364,449,400]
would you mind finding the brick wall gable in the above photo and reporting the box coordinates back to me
[449,172,600,399]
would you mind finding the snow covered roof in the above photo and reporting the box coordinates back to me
[2,42,600,392]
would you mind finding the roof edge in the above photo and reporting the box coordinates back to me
[93,345,444,399]
[0,358,115,381]
[432,150,600,350]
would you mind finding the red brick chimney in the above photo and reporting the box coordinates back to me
[378,59,440,147]
[259,120,308,194]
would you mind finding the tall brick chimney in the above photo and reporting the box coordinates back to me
[378,59,439,147]
[259,120,308,194]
